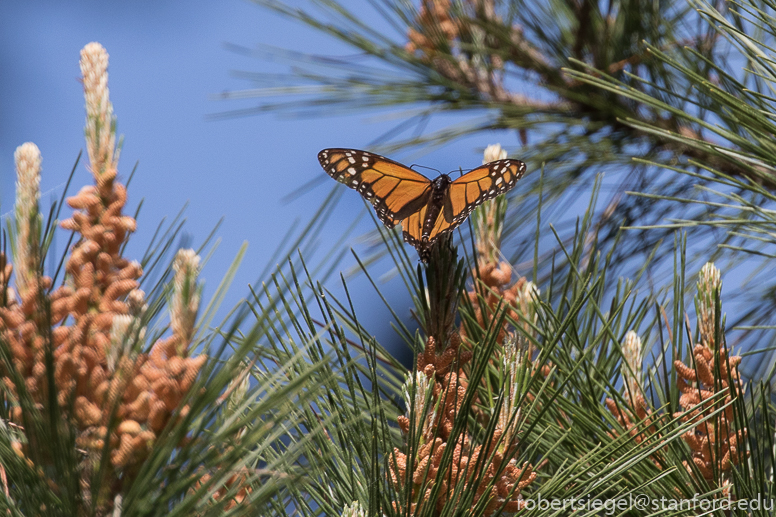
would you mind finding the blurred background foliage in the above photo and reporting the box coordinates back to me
[224,0,776,380]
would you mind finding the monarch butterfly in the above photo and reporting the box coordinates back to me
[319,148,526,261]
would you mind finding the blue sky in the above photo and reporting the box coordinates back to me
[1,1,521,354]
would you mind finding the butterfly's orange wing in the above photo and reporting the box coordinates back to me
[399,204,429,252]
[318,149,432,228]
[400,159,525,260]
[443,159,526,228]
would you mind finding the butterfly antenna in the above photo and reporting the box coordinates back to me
[448,166,467,178]
[411,164,441,176]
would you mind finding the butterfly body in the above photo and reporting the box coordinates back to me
[319,148,525,261]
[421,174,452,234]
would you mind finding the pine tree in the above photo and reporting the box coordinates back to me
[4,0,776,515]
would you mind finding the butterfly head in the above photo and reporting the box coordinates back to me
[431,174,452,190]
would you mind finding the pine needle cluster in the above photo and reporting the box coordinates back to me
[0,42,326,517]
